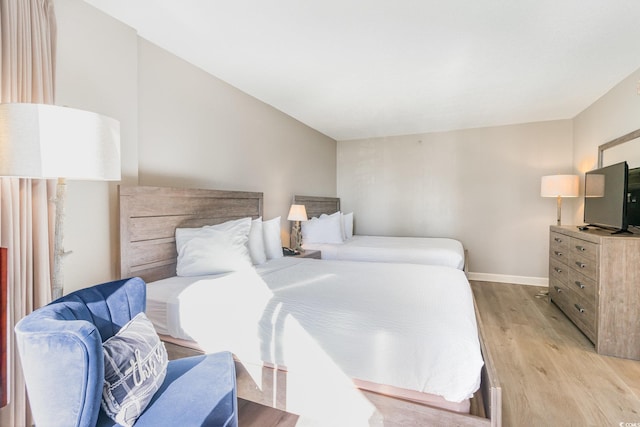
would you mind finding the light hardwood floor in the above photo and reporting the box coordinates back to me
[238,281,640,426]
[471,281,640,427]
[238,398,299,427]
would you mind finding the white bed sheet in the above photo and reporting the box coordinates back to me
[145,257,483,403]
[302,235,465,269]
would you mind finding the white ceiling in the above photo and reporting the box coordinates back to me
[83,0,640,141]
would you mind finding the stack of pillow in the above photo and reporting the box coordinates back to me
[175,216,283,276]
[301,211,353,245]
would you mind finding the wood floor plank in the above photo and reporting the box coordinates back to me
[237,398,300,427]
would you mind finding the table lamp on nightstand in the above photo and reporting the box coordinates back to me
[287,204,308,251]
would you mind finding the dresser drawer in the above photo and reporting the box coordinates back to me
[549,245,569,263]
[550,232,570,254]
[549,282,596,342]
[570,237,598,262]
[567,269,597,304]
[569,251,598,280]
[549,257,569,285]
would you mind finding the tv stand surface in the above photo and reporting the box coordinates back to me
[549,225,640,360]
[611,228,633,235]
[582,224,635,235]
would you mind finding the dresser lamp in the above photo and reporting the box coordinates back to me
[0,103,121,299]
[541,174,579,226]
[287,204,308,251]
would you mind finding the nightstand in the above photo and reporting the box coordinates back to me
[295,250,321,259]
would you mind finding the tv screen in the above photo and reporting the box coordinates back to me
[584,161,628,232]
[628,166,640,227]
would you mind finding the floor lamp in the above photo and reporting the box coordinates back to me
[541,175,579,225]
[0,103,121,300]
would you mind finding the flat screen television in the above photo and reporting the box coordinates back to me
[628,166,640,228]
[584,161,629,233]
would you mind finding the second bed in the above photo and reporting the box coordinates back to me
[294,195,467,271]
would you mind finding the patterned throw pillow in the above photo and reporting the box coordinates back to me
[101,312,168,427]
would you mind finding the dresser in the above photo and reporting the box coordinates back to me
[549,225,640,360]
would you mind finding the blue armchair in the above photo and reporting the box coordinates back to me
[15,277,238,427]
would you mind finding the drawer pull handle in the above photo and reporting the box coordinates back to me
[554,267,563,273]
[554,237,562,243]
[576,245,586,252]
[554,251,563,257]
[574,281,585,289]
[554,286,562,293]
[576,262,586,269]
[574,304,585,313]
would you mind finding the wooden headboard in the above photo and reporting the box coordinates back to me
[119,185,263,283]
[293,195,340,219]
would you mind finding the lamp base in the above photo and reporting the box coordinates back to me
[556,195,562,226]
[52,178,71,300]
[291,221,303,251]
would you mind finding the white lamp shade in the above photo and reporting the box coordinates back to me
[287,204,308,221]
[0,103,121,180]
[540,175,579,198]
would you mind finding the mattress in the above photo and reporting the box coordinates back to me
[302,235,465,269]
[145,257,483,405]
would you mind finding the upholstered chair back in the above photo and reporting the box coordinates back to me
[15,277,146,427]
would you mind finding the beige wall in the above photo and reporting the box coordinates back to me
[571,68,640,224]
[55,0,138,293]
[337,67,640,284]
[137,39,336,232]
[337,120,574,284]
[54,0,336,293]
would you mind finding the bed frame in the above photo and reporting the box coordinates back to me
[119,185,263,281]
[119,185,501,426]
[293,195,342,218]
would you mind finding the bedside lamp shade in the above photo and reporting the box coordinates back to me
[287,204,308,222]
[541,174,579,226]
[540,175,579,198]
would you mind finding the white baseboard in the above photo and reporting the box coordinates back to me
[468,272,548,287]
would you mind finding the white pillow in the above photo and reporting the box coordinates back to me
[302,214,344,244]
[262,216,283,260]
[175,217,252,254]
[176,228,253,276]
[342,212,354,239]
[321,212,346,240]
[248,217,267,265]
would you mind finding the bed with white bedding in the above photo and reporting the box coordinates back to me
[146,257,482,404]
[119,185,501,426]
[303,235,465,269]
[294,195,468,271]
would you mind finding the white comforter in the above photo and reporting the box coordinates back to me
[146,257,483,403]
[302,235,465,269]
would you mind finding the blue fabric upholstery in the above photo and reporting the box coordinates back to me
[15,277,238,427]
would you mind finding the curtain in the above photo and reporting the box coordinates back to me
[0,0,57,425]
